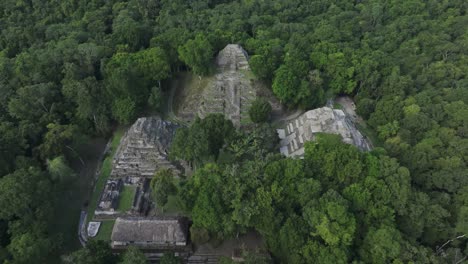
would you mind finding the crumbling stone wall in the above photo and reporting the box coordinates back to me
[198,44,256,127]
[111,117,181,178]
[277,107,372,157]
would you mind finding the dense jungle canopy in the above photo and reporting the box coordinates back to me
[0,0,467,263]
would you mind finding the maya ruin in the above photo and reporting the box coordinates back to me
[84,44,373,262]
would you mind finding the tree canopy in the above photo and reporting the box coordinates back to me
[0,0,466,262]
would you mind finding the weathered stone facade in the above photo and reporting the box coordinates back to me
[111,217,189,249]
[95,179,123,216]
[198,44,256,127]
[277,107,371,157]
[110,117,181,179]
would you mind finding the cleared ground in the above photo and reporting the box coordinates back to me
[93,220,115,242]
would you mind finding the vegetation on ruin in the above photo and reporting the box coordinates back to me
[248,98,272,123]
[150,169,177,209]
[117,186,137,212]
[0,0,466,263]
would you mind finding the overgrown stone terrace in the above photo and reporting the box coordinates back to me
[277,107,372,157]
[198,44,256,127]
[111,117,181,179]
[94,117,181,217]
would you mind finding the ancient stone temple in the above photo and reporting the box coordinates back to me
[110,117,181,179]
[277,107,372,157]
[198,44,256,127]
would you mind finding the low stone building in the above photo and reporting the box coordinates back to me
[111,117,182,179]
[95,179,123,216]
[277,107,371,157]
[111,217,189,249]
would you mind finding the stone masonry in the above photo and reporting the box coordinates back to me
[110,117,181,178]
[198,44,256,127]
[277,107,372,157]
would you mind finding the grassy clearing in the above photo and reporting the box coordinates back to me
[87,129,125,221]
[92,220,115,242]
[117,185,136,212]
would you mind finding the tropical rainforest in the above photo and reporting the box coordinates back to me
[0,0,467,263]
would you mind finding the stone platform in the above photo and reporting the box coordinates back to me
[110,117,181,178]
[198,44,256,127]
[277,107,371,157]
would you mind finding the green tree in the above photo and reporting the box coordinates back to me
[135,47,171,85]
[47,156,76,182]
[112,9,149,50]
[119,246,147,264]
[170,114,235,164]
[6,231,53,264]
[302,241,348,264]
[178,34,213,75]
[272,65,301,105]
[0,167,52,220]
[0,121,26,176]
[181,164,228,235]
[65,240,118,264]
[303,190,356,247]
[112,98,136,125]
[359,225,402,263]
[150,169,177,208]
[38,123,82,160]
[248,98,272,123]
[248,38,283,80]
[160,252,182,264]
[7,83,59,123]
[61,77,110,134]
